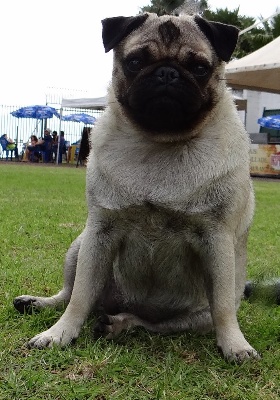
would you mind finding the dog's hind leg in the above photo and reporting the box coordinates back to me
[13,233,82,314]
[93,309,213,339]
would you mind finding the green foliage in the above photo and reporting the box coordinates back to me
[200,7,274,59]
[140,0,207,16]
[203,6,253,27]
[140,1,280,59]
[0,164,279,399]
[271,13,280,37]
[236,32,272,59]
[141,0,168,16]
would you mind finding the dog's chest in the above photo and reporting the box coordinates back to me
[112,206,207,310]
[90,137,228,211]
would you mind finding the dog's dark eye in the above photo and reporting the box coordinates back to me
[190,63,209,77]
[127,58,143,72]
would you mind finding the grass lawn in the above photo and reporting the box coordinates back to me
[0,163,279,400]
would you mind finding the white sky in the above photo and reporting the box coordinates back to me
[0,0,279,105]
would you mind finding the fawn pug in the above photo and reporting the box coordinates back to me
[14,12,259,362]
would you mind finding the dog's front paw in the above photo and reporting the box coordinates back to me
[218,335,260,363]
[28,324,78,349]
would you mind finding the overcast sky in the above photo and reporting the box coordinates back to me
[0,0,279,105]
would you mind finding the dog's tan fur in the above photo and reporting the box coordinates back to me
[14,13,258,362]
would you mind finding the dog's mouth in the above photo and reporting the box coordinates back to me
[120,65,214,135]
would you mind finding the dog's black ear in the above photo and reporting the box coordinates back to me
[102,14,149,53]
[194,16,239,62]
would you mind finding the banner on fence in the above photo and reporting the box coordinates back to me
[250,144,280,176]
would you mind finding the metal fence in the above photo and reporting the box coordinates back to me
[0,104,103,155]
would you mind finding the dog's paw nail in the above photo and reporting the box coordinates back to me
[227,349,261,364]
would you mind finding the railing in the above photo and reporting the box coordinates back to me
[0,104,103,154]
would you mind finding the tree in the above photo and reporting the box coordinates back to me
[140,1,280,59]
[271,12,280,37]
[202,7,273,58]
[140,0,167,15]
[140,0,208,16]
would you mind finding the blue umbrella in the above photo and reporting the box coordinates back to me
[11,105,60,143]
[258,115,280,130]
[55,113,95,164]
[62,113,96,125]
[11,105,60,119]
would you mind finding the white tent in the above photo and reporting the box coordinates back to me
[55,97,106,164]
[61,96,107,110]
[226,36,280,93]
[61,94,247,111]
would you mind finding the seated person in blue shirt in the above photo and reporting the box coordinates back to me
[0,134,18,158]
[37,128,53,162]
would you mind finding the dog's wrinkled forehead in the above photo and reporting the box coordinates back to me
[122,14,213,60]
[102,13,239,62]
[158,20,180,45]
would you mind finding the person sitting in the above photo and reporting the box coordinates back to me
[37,128,53,163]
[0,134,18,160]
[26,135,41,162]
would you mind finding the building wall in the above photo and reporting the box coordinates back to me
[245,90,280,133]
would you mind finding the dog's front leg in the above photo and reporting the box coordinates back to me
[28,219,118,349]
[202,230,259,362]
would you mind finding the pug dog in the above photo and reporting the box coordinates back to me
[14,13,259,362]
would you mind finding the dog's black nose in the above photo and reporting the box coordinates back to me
[155,66,179,84]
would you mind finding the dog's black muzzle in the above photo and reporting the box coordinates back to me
[123,64,211,134]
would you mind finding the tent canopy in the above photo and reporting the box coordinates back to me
[62,95,246,111]
[226,35,280,93]
[61,96,107,110]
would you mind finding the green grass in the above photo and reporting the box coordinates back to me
[0,164,279,400]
